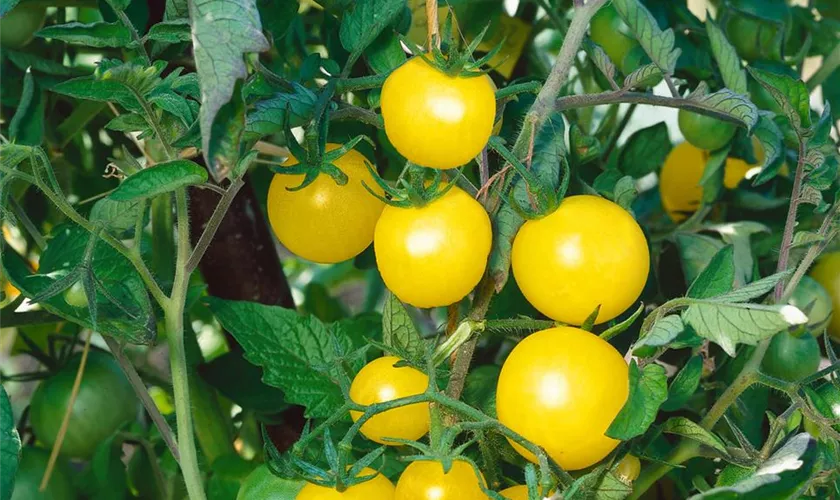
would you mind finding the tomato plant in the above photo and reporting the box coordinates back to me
[2,0,839,499]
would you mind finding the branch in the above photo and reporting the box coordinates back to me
[774,137,808,301]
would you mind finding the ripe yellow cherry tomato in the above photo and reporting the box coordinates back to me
[499,485,554,499]
[659,142,756,222]
[496,327,630,470]
[394,460,486,500]
[349,356,430,445]
[381,56,496,169]
[614,455,641,483]
[511,195,649,325]
[374,186,492,308]
[267,145,384,264]
[296,468,395,500]
[810,252,840,340]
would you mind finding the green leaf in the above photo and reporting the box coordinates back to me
[488,112,566,291]
[9,69,44,146]
[676,233,725,285]
[612,0,681,74]
[750,114,785,185]
[339,0,405,58]
[705,271,789,304]
[620,122,672,178]
[700,145,730,204]
[662,355,702,411]
[463,365,500,417]
[110,160,208,201]
[199,351,289,415]
[257,0,299,43]
[682,301,807,356]
[382,294,424,364]
[89,198,146,235]
[568,471,632,500]
[705,18,747,95]
[52,76,142,112]
[747,68,811,130]
[6,50,84,77]
[662,417,728,455]
[3,225,156,344]
[205,80,247,179]
[36,22,132,47]
[206,297,361,419]
[583,39,617,88]
[688,245,735,299]
[0,385,21,500]
[570,125,602,165]
[606,361,668,440]
[635,315,686,351]
[90,433,130,499]
[105,113,150,133]
[245,83,317,139]
[690,88,758,132]
[366,30,406,74]
[705,221,769,287]
[190,0,269,181]
[0,144,32,170]
[623,63,663,90]
[146,19,191,43]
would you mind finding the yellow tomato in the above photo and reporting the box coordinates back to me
[499,485,554,499]
[496,327,630,470]
[511,195,649,325]
[810,252,840,341]
[394,460,486,500]
[381,56,496,169]
[297,468,395,499]
[349,356,430,445]
[615,455,641,483]
[267,145,385,264]
[374,186,492,308]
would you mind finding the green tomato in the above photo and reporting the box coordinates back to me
[723,0,791,62]
[236,465,303,500]
[10,447,76,500]
[678,109,737,151]
[789,276,834,334]
[761,332,821,382]
[0,4,46,49]
[804,383,840,437]
[63,281,89,308]
[30,351,137,459]
[590,4,641,75]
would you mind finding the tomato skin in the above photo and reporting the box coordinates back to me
[614,455,641,483]
[590,4,642,75]
[349,356,430,445]
[297,468,395,499]
[267,145,385,264]
[0,4,46,49]
[30,351,137,459]
[381,57,496,169]
[809,252,840,341]
[394,460,486,500]
[496,327,630,470]
[10,447,76,500]
[374,186,492,308]
[63,280,89,308]
[761,332,820,382]
[678,110,736,152]
[511,195,649,325]
[789,276,833,333]
[499,485,555,499]
[237,465,305,500]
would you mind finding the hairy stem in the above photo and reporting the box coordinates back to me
[185,177,245,273]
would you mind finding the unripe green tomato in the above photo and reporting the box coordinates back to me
[590,4,641,75]
[723,0,791,63]
[678,110,737,151]
[10,447,76,500]
[760,332,820,382]
[30,351,137,459]
[804,383,840,437]
[236,465,303,500]
[788,276,833,334]
[63,281,89,308]
[0,4,46,49]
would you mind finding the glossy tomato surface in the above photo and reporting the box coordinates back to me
[496,327,630,470]
[810,252,840,340]
[394,460,486,500]
[511,195,649,325]
[761,332,820,382]
[374,186,492,308]
[381,57,495,169]
[30,350,137,458]
[589,4,642,75]
[789,275,833,333]
[678,110,736,151]
[296,467,395,500]
[237,465,305,500]
[267,145,384,264]
[349,356,430,445]
[614,455,641,483]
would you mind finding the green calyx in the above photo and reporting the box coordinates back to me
[362,163,457,209]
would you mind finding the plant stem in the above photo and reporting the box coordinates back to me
[112,6,151,65]
[774,137,808,301]
[426,0,440,50]
[9,196,47,250]
[807,42,840,92]
[185,177,245,273]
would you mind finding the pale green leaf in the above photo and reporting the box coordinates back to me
[339,0,405,57]
[748,68,811,130]
[663,417,728,455]
[36,22,132,47]
[612,0,681,74]
[110,160,208,201]
[382,294,424,364]
[606,361,668,440]
[706,18,747,95]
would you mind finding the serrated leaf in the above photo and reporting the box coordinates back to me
[146,19,191,43]
[206,298,359,418]
[706,272,789,304]
[9,69,44,146]
[339,0,405,57]
[382,294,424,364]
[747,68,811,131]
[700,144,729,204]
[245,83,318,139]
[570,125,602,164]
[584,38,617,88]
[190,0,269,181]
[623,63,662,90]
[791,231,824,249]
[635,315,686,352]
[366,30,406,74]
[52,76,142,112]
[688,245,735,299]
[0,385,20,500]
[706,18,747,95]
[613,175,638,210]
[568,471,632,500]
[690,89,758,131]
[606,361,668,440]
[36,22,132,47]
[662,417,728,455]
[620,122,672,178]
[682,301,807,356]
[612,0,681,74]
[662,356,702,411]
[110,160,208,201]
[89,198,146,234]
[750,114,785,185]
